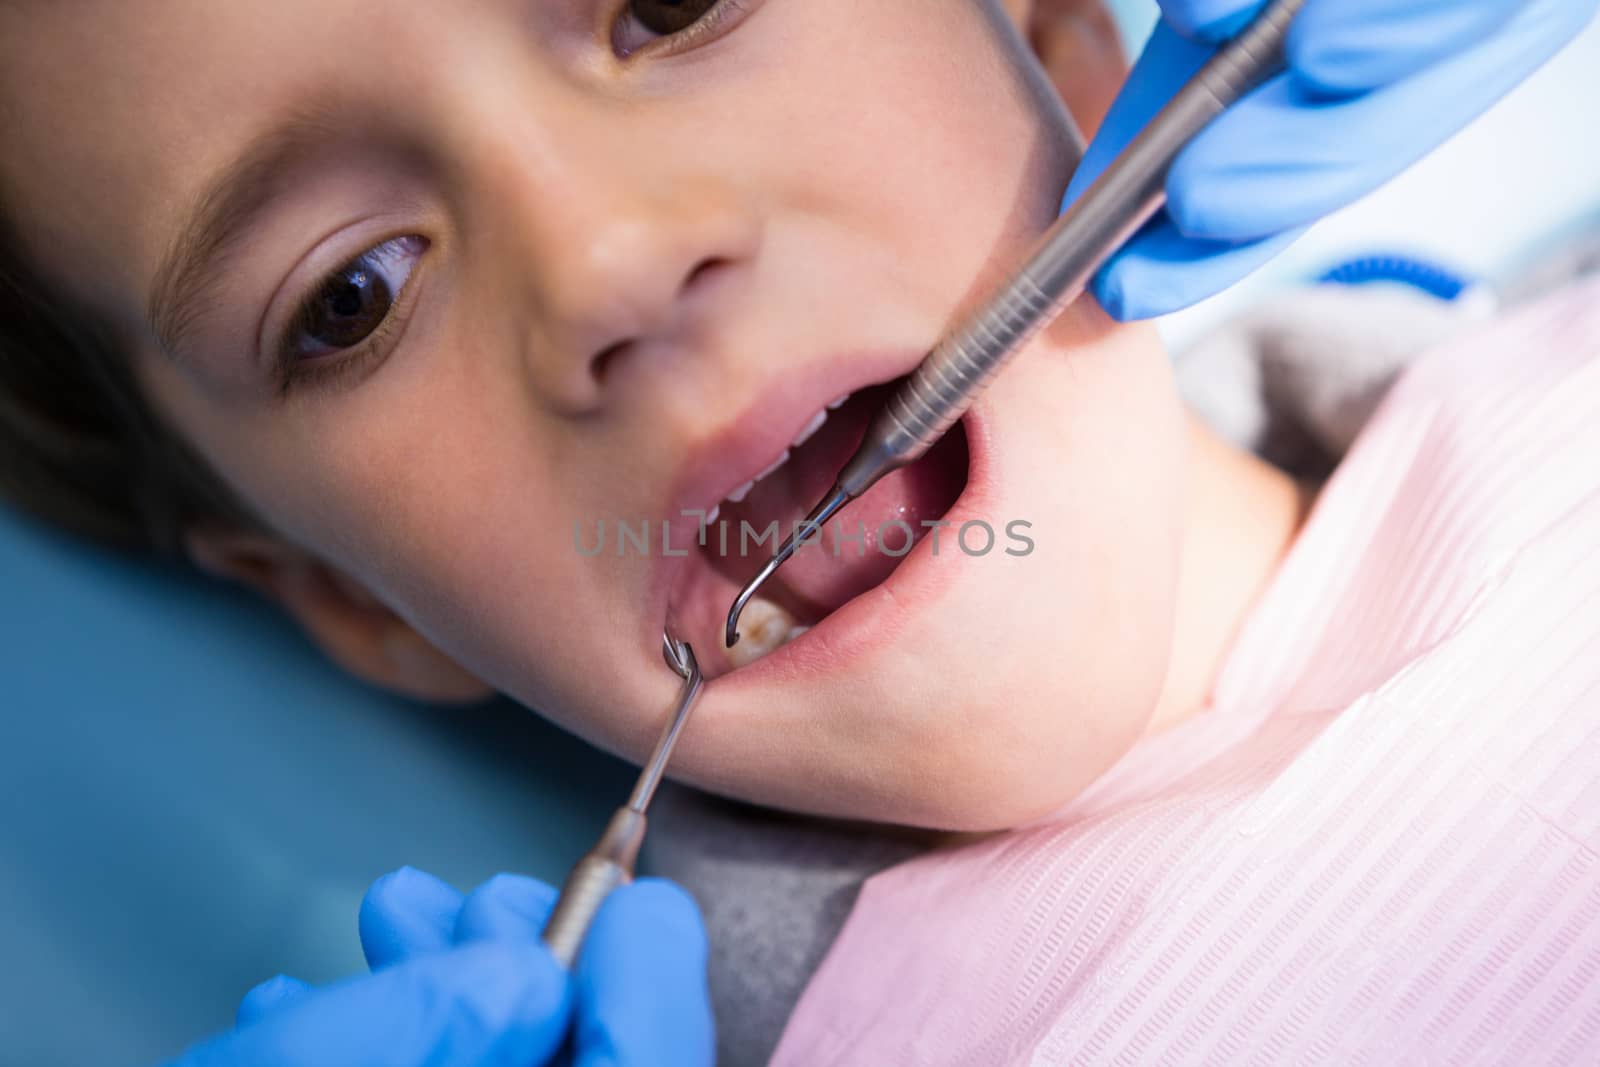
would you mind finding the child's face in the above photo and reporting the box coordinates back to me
[1,0,1186,829]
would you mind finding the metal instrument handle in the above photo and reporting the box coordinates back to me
[836,0,1305,496]
[541,807,647,968]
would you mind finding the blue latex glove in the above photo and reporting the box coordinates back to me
[1067,0,1600,320]
[161,869,713,1067]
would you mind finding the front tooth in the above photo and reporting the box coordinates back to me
[727,479,756,504]
[826,392,850,411]
[727,597,799,668]
[790,410,828,448]
[705,503,720,526]
[754,449,791,484]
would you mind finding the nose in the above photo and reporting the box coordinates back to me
[493,125,762,414]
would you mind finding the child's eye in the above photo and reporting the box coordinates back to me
[611,0,755,58]
[276,234,428,394]
[287,236,426,359]
[630,0,720,35]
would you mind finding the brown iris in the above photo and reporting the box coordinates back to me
[628,0,720,36]
[302,265,392,351]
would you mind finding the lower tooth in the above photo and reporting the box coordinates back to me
[728,596,799,668]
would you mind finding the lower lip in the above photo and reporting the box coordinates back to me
[705,404,997,698]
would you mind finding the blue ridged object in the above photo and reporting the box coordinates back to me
[1317,253,1480,303]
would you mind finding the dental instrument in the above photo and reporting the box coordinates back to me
[725,0,1304,648]
[541,632,705,968]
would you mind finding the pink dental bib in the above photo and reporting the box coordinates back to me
[773,276,1600,1066]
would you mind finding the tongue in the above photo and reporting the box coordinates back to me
[706,384,969,620]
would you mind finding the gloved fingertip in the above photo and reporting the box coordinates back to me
[1091,265,1145,324]
[1093,229,1223,322]
[1291,0,1532,95]
[454,872,559,944]
[572,882,714,1067]
[607,878,708,948]
[1105,220,1314,322]
[235,973,312,1028]
[363,865,459,909]
[359,866,464,971]
[1283,4,1386,97]
[1284,32,1375,99]
[1164,168,1292,247]
[574,878,711,987]
[1163,154,1237,243]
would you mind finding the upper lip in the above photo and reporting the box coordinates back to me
[646,348,929,647]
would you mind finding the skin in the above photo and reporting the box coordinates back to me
[0,0,1306,831]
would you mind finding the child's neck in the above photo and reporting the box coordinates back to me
[1144,415,1317,738]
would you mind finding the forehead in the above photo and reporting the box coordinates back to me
[0,2,462,317]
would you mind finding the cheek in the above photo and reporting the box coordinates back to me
[148,336,633,714]
[729,0,1074,303]
[309,387,601,690]
[885,328,1189,827]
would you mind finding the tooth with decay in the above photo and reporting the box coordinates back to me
[727,596,807,667]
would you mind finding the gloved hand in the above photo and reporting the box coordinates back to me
[1067,0,1600,320]
[161,869,714,1067]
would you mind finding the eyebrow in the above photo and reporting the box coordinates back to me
[147,105,346,362]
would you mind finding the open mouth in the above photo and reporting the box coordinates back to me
[663,369,973,679]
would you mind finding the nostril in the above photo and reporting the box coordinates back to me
[683,256,728,296]
[589,256,729,387]
[592,338,630,386]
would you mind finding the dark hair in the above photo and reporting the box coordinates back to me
[0,211,268,559]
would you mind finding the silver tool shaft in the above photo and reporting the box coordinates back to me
[541,635,704,969]
[727,0,1304,648]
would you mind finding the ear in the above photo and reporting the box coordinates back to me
[183,526,496,707]
[1017,0,1129,138]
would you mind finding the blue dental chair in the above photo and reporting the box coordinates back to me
[0,506,631,1065]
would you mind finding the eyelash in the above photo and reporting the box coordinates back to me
[274,237,427,399]
[611,0,756,59]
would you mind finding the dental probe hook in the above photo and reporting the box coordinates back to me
[725,0,1304,648]
[541,632,704,968]
[663,630,694,680]
[725,486,851,648]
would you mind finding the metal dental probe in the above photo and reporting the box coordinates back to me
[725,0,1305,648]
[540,632,705,968]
